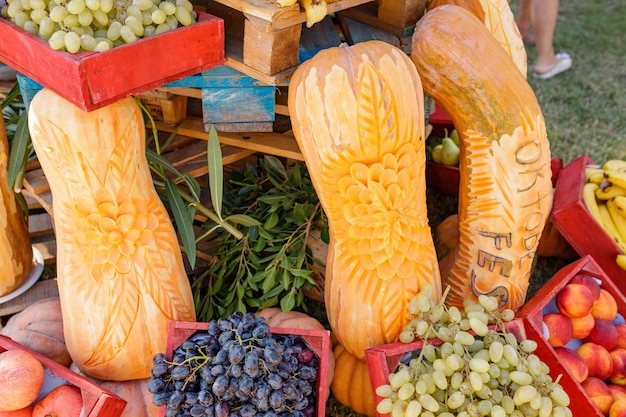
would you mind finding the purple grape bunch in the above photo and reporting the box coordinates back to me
[147,311,319,417]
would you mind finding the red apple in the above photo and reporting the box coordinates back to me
[585,319,619,351]
[570,273,602,300]
[571,313,596,339]
[582,377,614,415]
[543,312,573,347]
[592,289,619,321]
[556,283,596,318]
[610,348,626,385]
[578,342,614,380]
[32,384,83,417]
[553,346,589,382]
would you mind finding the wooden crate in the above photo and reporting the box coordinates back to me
[0,335,127,416]
[204,0,353,85]
[337,13,413,54]
[338,0,426,39]
[136,90,188,125]
[0,12,224,111]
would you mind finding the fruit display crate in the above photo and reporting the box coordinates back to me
[361,319,577,417]
[0,12,225,111]
[204,0,361,85]
[551,154,626,290]
[337,0,426,38]
[0,335,127,417]
[164,320,331,417]
[515,255,626,417]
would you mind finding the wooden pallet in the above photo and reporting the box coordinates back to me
[337,0,426,38]
[205,0,358,85]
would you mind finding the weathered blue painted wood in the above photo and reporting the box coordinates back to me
[16,73,44,109]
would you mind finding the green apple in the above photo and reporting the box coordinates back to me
[431,144,444,164]
[440,137,460,166]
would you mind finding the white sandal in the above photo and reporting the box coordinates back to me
[533,53,572,79]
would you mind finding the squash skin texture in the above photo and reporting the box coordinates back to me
[27,89,196,381]
[428,0,527,76]
[288,40,441,357]
[0,116,33,298]
[411,5,553,310]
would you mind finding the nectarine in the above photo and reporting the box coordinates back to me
[578,342,614,380]
[570,273,602,300]
[616,325,626,350]
[543,312,573,347]
[610,398,626,417]
[592,289,619,321]
[582,376,614,415]
[571,313,596,340]
[556,283,595,318]
[610,384,626,401]
[0,350,45,412]
[585,319,619,351]
[610,348,626,386]
[553,347,589,382]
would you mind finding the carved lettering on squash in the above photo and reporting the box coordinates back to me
[476,250,512,277]
[477,231,511,250]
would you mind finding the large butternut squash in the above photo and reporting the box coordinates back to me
[411,5,553,310]
[428,0,527,76]
[27,89,195,380]
[0,115,33,297]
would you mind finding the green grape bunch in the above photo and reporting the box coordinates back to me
[375,285,573,417]
[1,0,197,53]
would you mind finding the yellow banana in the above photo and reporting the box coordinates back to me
[607,197,626,243]
[604,159,626,172]
[585,166,606,184]
[299,0,327,28]
[596,184,626,200]
[614,195,626,211]
[582,182,602,223]
[275,0,298,7]
[599,203,626,253]
[605,170,626,189]
[617,254,626,271]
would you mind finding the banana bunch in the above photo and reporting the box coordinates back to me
[583,159,626,270]
[275,0,327,28]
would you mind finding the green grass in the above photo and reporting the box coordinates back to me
[325,0,626,415]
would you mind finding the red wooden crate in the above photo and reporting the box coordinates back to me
[0,13,224,111]
[162,320,331,417]
[363,319,554,417]
[516,255,626,417]
[551,154,626,290]
[0,335,127,417]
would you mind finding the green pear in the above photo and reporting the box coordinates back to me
[431,144,444,164]
[450,129,460,147]
[440,137,460,166]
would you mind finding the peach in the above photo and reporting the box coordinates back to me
[592,289,619,321]
[616,325,626,349]
[611,398,626,417]
[610,384,626,401]
[610,348,626,386]
[582,376,615,415]
[578,342,614,380]
[585,319,619,351]
[571,313,596,339]
[570,273,602,300]
[543,312,573,347]
[553,346,589,382]
[556,283,596,318]
[0,350,45,412]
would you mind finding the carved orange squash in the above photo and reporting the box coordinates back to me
[412,5,553,310]
[428,0,527,76]
[288,40,441,415]
[0,115,32,297]
[28,89,195,381]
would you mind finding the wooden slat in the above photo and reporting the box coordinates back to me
[23,168,50,195]
[28,212,54,237]
[155,116,304,161]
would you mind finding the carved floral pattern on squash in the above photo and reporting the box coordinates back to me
[72,191,160,282]
[288,41,442,359]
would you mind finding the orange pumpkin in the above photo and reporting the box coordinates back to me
[412,5,553,310]
[331,344,376,417]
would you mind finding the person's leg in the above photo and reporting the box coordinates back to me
[516,0,535,44]
[533,0,568,75]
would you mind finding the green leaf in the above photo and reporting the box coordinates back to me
[257,195,285,206]
[281,268,291,289]
[261,269,276,293]
[263,155,287,181]
[225,214,261,227]
[280,292,296,311]
[165,179,196,269]
[290,268,313,277]
[207,125,224,221]
[264,211,279,230]
[7,111,30,190]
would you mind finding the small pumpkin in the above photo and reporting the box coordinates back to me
[331,344,376,417]
[255,307,335,398]
[1,297,72,367]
